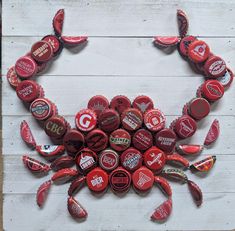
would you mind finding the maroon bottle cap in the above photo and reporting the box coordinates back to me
[44,115,68,138]
[173,115,197,139]
[204,56,226,78]
[217,68,234,89]
[132,95,154,114]
[155,128,177,153]
[109,129,131,152]
[201,80,224,102]
[7,66,21,89]
[86,168,109,192]
[98,109,120,132]
[188,98,210,120]
[110,95,131,115]
[120,147,143,172]
[144,147,166,172]
[121,108,143,131]
[87,95,109,117]
[16,80,41,103]
[188,40,210,63]
[42,35,63,56]
[85,129,108,152]
[75,148,98,174]
[109,167,132,194]
[132,166,154,192]
[144,109,165,132]
[63,129,85,154]
[75,109,97,132]
[15,56,38,79]
[99,149,119,172]
[31,41,53,63]
[132,128,153,151]
[178,36,197,57]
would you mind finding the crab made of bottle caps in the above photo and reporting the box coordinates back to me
[7,9,232,223]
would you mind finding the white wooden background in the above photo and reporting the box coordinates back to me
[2,0,235,230]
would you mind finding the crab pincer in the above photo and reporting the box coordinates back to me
[20,120,37,149]
[161,168,188,183]
[68,176,86,196]
[187,180,203,207]
[50,156,75,171]
[154,176,172,197]
[51,168,79,184]
[204,119,220,146]
[53,9,64,36]
[177,9,189,37]
[166,153,189,168]
[36,145,65,159]
[67,196,88,220]
[151,198,172,222]
[61,36,88,46]
[190,155,216,173]
[36,180,52,207]
[176,144,203,155]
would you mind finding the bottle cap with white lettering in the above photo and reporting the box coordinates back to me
[121,108,143,131]
[75,109,97,132]
[109,129,131,152]
[132,128,153,151]
[99,149,119,172]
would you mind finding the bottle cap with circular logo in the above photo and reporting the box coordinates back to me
[144,147,166,172]
[155,128,177,153]
[109,167,132,194]
[31,40,53,63]
[85,129,108,152]
[109,129,131,152]
[15,56,38,79]
[121,108,143,131]
[7,66,22,89]
[204,56,226,78]
[132,166,154,192]
[132,95,154,114]
[98,109,120,132]
[178,36,197,57]
[110,95,131,115]
[188,40,210,63]
[42,35,63,56]
[201,80,224,102]
[217,68,234,89]
[75,109,97,132]
[87,95,109,118]
[120,147,143,172]
[99,149,119,172]
[132,128,153,151]
[86,168,109,193]
[144,109,166,132]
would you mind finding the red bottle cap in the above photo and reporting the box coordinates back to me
[31,40,53,63]
[15,56,38,79]
[132,95,154,114]
[109,167,132,194]
[86,168,109,192]
[110,95,131,115]
[44,115,68,138]
[201,80,224,102]
[7,66,21,88]
[154,36,180,48]
[155,128,177,153]
[75,148,98,174]
[132,166,154,192]
[188,40,210,63]
[173,115,197,139]
[120,147,143,172]
[217,68,234,88]
[188,98,210,120]
[204,56,226,78]
[16,80,40,103]
[144,109,165,132]
[99,149,119,172]
[179,36,197,57]
[75,109,97,132]
[132,128,153,151]
[42,35,63,56]
[63,129,85,154]
[85,129,108,152]
[98,109,120,132]
[144,147,166,172]
[88,95,109,117]
[121,108,143,131]
[109,129,131,152]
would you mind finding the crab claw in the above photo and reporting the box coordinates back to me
[20,120,37,149]
[36,180,52,207]
[187,180,203,207]
[204,119,220,146]
[68,176,86,196]
[53,9,64,36]
[61,36,88,46]
[176,144,203,155]
[177,9,189,38]
[51,168,78,184]
[154,176,172,197]
[151,198,172,222]
[67,196,88,220]
[154,36,180,48]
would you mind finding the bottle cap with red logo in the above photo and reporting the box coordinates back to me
[217,68,234,89]
[155,128,177,153]
[173,115,197,139]
[75,109,97,132]
[86,167,109,193]
[109,129,131,152]
[7,66,22,89]
[31,40,53,63]
[75,148,98,175]
[204,56,226,79]
[132,95,154,114]
[121,108,143,131]
[144,147,166,173]
[87,95,109,118]
[63,129,85,155]
[109,167,132,194]
[15,56,38,79]
[178,35,197,58]
[42,35,63,56]
[99,149,119,172]
[85,129,108,152]
[120,148,143,172]
[98,109,120,132]
[132,166,154,193]
[144,109,166,132]
[188,40,210,63]
[110,95,131,115]
[16,80,44,103]
[132,128,153,151]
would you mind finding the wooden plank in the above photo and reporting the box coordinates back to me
[2,0,235,37]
